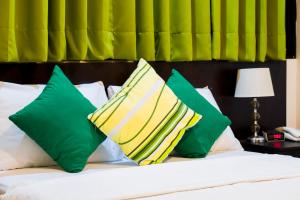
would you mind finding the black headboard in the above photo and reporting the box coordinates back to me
[0,61,286,139]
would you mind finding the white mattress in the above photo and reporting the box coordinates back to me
[1,151,300,200]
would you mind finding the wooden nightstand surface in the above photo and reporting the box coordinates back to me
[240,140,300,158]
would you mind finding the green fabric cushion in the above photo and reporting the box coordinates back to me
[9,66,106,173]
[167,69,231,158]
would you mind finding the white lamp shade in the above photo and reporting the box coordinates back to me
[234,68,274,98]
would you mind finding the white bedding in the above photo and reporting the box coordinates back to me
[1,151,300,200]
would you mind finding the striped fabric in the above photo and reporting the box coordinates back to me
[88,59,201,166]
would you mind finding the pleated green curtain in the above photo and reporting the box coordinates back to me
[0,0,285,62]
[211,0,286,61]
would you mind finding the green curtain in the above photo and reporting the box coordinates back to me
[0,0,286,62]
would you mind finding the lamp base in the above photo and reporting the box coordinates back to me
[248,135,265,144]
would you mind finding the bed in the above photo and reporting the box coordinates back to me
[1,151,300,199]
[0,60,294,200]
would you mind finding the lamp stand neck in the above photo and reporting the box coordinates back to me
[248,98,265,143]
[251,98,260,136]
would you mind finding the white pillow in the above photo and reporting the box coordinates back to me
[107,85,122,99]
[196,88,243,153]
[0,81,124,170]
[107,85,243,153]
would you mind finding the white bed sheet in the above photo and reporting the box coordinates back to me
[0,151,248,195]
[1,151,300,200]
[0,150,247,178]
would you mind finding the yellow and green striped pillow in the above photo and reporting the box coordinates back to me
[88,59,201,166]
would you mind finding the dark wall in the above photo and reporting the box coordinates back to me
[286,0,297,58]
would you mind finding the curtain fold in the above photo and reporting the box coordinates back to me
[192,0,211,60]
[153,0,171,61]
[136,0,155,60]
[239,0,256,61]
[256,0,267,61]
[0,0,286,62]
[267,0,286,60]
[212,0,239,60]
[48,0,66,61]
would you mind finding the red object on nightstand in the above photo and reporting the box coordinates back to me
[272,142,283,149]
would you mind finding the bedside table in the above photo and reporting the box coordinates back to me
[240,140,300,158]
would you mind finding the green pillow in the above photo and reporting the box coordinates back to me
[167,69,231,158]
[9,66,106,172]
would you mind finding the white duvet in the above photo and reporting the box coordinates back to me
[1,152,300,200]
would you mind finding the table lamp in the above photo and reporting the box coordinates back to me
[234,68,274,143]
